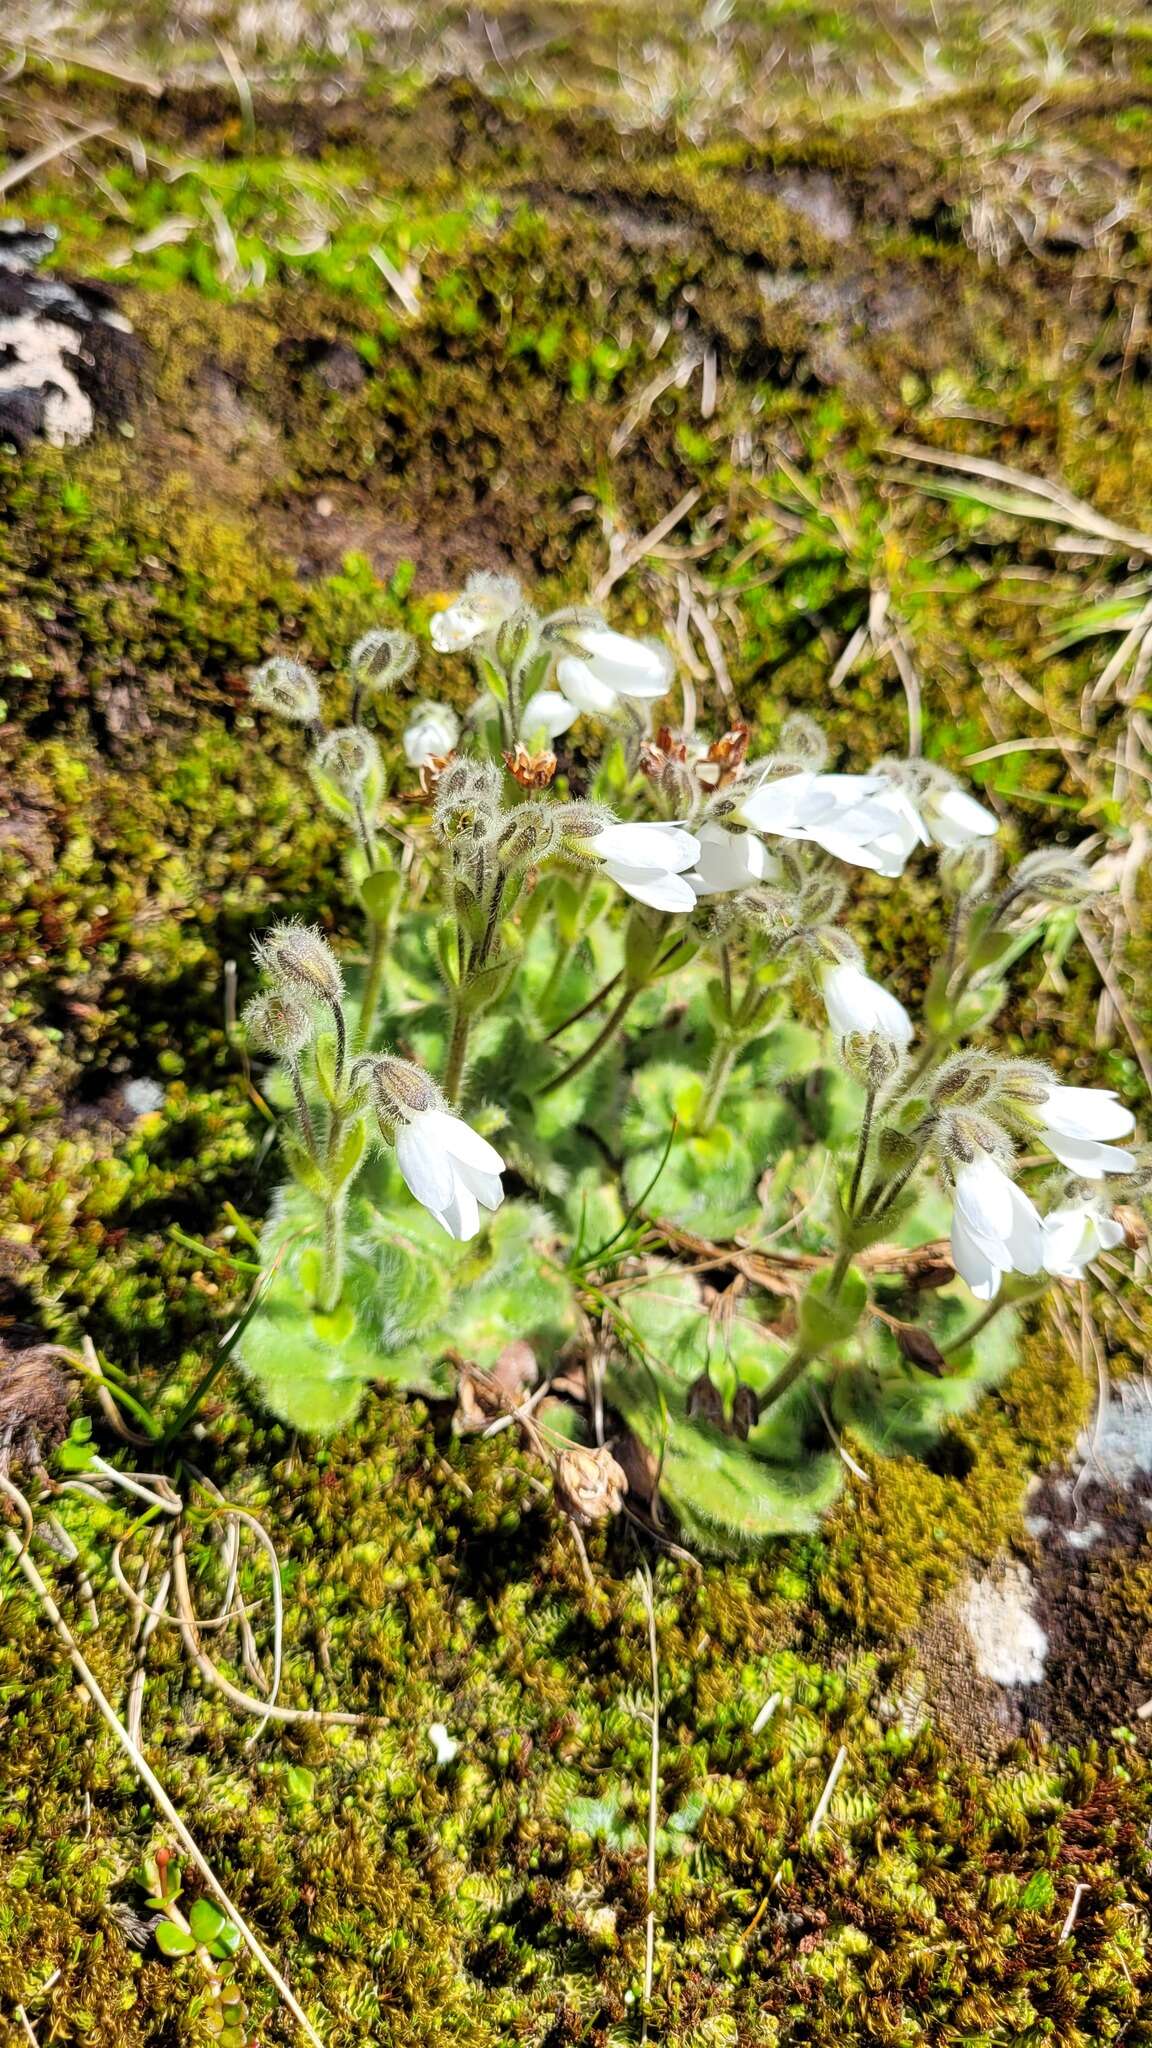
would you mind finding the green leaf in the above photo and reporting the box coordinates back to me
[605,1269,842,1553]
[188,1899,226,1945]
[238,1164,578,1433]
[798,1266,868,1351]
[209,1920,243,1960]
[155,1922,196,1957]
[361,868,401,923]
[55,1418,96,1473]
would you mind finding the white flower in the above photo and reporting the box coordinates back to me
[403,700,460,766]
[736,771,929,876]
[519,688,578,741]
[819,960,913,1047]
[950,1154,1043,1302]
[687,820,779,897]
[921,784,999,849]
[428,1722,460,1765]
[395,1108,505,1241]
[429,572,521,653]
[554,627,674,717]
[585,821,700,913]
[1041,1199,1125,1279]
[1031,1084,1136,1177]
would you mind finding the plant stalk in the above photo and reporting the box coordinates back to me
[540,983,640,1097]
[846,1086,876,1218]
[357,918,388,1049]
[755,1344,814,1416]
[696,1036,738,1132]
[444,1002,472,1103]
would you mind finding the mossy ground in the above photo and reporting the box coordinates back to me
[3,5,1152,2042]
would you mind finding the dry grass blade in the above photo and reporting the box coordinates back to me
[883,438,1152,556]
[0,122,112,197]
[4,1516,328,2048]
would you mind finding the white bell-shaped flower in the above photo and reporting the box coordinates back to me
[686,820,778,897]
[403,700,460,767]
[1041,1199,1125,1279]
[819,960,913,1047]
[585,820,700,913]
[920,783,999,849]
[950,1154,1043,1301]
[395,1108,505,1242]
[737,771,929,877]
[519,688,579,741]
[429,573,522,653]
[1031,1084,1136,1177]
[555,627,674,717]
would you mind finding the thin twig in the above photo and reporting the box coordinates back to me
[636,1563,660,2038]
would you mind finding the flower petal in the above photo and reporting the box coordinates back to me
[1040,1129,1137,1176]
[396,1122,456,1215]
[1040,1086,1135,1142]
[555,654,620,715]
[590,822,699,871]
[950,1209,1003,1300]
[604,861,698,912]
[419,1108,505,1176]
[520,689,578,740]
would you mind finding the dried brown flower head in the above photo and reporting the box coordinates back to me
[502,743,557,790]
[552,1442,628,1525]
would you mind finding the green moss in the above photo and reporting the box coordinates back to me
[4,12,1152,2039]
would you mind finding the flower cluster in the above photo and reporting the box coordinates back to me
[240,563,1144,1488]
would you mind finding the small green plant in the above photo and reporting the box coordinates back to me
[229,570,1144,1549]
[142,1851,249,2045]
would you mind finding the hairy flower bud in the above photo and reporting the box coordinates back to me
[493,802,556,871]
[797,872,848,924]
[938,1110,1012,1167]
[776,713,829,770]
[929,1052,999,1107]
[313,726,380,794]
[349,627,417,693]
[249,656,322,724]
[554,801,616,845]
[1007,848,1094,906]
[242,989,312,1059]
[434,756,503,836]
[938,839,1001,899]
[368,1055,442,1132]
[993,1060,1056,1107]
[254,921,344,1006]
[843,1032,902,1089]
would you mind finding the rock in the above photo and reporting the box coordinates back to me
[0,217,143,449]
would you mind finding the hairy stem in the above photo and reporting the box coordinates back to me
[940,1294,1009,1357]
[357,919,388,1050]
[846,1086,876,1218]
[540,983,640,1098]
[287,1058,319,1161]
[319,1190,346,1315]
[696,1036,737,1132]
[755,1344,814,1416]
[545,969,623,1043]
[326,997,348,1096]
[444,1002,472,1104]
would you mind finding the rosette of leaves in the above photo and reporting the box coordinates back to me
[238,1159,575,1432]
[604,1188,1019,1555]
[618,1021,858,1239]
